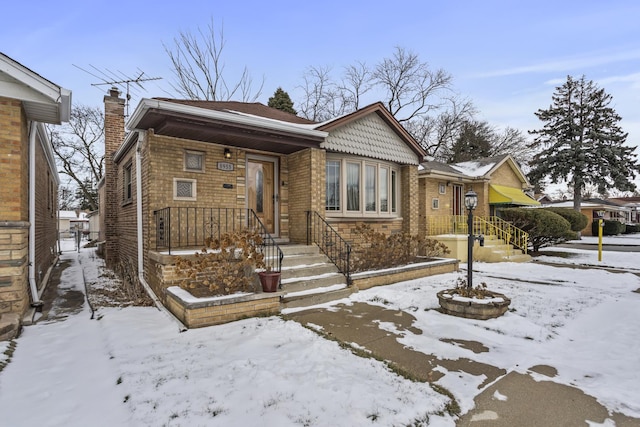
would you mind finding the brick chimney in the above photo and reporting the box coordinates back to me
[103,87,125,268]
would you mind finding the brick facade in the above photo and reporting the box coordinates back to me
[0,97,59,318]
[103,89,125,268]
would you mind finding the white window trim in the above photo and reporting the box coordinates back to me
[184,149,205,173]
[326,155,400,218]
[173,178,197,201]
[123,161,133,204]
[439,183,446,194]
[432,198,440,209]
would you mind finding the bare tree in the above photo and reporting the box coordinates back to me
[490,126,535,166]
[297,65,343,122]
[48,104,104,211]
[164,18,264,101]
[413,97,476,160]
[373,47,453,123]
[338,61,373,112]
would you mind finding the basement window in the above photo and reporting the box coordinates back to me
[174,178,197,201]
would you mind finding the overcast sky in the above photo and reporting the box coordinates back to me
[3,0,640,165]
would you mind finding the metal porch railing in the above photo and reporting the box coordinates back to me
[427,215,529,254]
[306,211,352,285]
[153,207,283,272]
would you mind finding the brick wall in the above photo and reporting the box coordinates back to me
[0,98,58,318]
[490,162,523,188]
[0,99,30,316]
[401,165,419,235]
[33,129,58,292]
[287,148,325,243]
[0,98,28,221]
[103,89,125,268]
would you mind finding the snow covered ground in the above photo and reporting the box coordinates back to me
[0,236,639,426]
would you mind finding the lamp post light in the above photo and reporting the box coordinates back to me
[464,189,478,289]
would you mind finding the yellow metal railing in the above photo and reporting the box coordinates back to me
[427,215,529,254]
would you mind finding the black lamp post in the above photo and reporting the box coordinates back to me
[465,189,478,289]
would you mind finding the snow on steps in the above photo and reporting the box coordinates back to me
[277,244,353,309]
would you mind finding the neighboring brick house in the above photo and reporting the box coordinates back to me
[102,92,427,307]
[0,53,71,339]
[419,154,539,261]
[419,154,538,221]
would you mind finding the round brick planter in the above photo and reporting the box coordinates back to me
[437,289,511,320]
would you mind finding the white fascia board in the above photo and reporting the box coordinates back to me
[127,98,328,139]
[0,55,64,103]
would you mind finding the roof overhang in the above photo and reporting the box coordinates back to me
[126,99,328,155]
[0,52,71,124]
[489,184,540,206]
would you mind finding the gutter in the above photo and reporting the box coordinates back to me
[28,122,43,307]
[135,132,187,332]
[127,98,328,138]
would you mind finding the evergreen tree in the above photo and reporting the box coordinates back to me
[446,120,493,163]
[268,87,297,115]
[528,75,640,211]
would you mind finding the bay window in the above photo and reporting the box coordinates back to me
[326,156,400,217]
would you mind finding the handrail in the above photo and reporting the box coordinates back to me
[427,215,529,254]
[306,211,351,285]
[153,207,283,272]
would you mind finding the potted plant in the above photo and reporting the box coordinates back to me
[257,266,280,293]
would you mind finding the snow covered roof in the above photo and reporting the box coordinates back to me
[59,210,89,220]
[419,154,530,185]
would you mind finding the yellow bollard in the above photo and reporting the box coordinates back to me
[598,219,603,262]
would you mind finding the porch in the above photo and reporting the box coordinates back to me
[427,215,531,263]
[147,206,458,328]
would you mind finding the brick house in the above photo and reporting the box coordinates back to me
[102,91,460,325]
[419,154,539,261]
[0,53,71,339]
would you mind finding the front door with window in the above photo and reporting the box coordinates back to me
[247,157,277,234]
[453,185,463,216]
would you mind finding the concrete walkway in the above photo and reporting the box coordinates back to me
[285,302,640,426]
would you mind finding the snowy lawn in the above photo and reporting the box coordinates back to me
[0,236,639,425]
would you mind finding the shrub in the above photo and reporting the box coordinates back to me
[624,223,640,233]
[591,219,626,236]
[543,207,588,232]
[350,224,449,272]
[174,228,265,297]
[499,208,576,252]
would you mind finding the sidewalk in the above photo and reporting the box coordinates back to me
[0,249,131,427]
[285,302,640,426]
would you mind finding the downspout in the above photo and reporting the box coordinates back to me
[135,132,186,331]
[28,122,43,307]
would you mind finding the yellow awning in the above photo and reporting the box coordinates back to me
[489,184,540,206]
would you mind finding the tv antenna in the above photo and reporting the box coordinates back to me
[73,64,162,117]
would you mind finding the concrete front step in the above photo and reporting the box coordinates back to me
[272,243,351,306]
[280,272,347,293]
[281,262,340,280]
[502,253,532,263]
[282,254,330,268]
[281,285,354,309]
[0,313,20,341]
